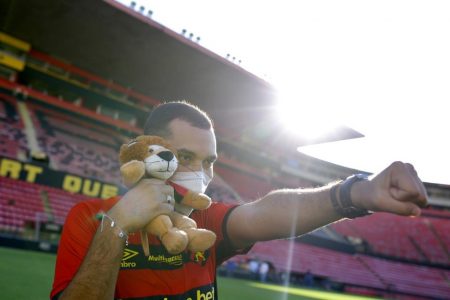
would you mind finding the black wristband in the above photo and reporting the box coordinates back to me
[330,184,341,215]
[340,174,364,208]
[333,174,372,219]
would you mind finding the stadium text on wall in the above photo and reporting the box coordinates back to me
[0,156,120,199]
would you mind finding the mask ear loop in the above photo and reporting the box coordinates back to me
[179,164,204,178]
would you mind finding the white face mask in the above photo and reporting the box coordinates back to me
[170,171,212,216]
[170,171,212,194]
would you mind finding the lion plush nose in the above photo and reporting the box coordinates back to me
[158,151,174,162]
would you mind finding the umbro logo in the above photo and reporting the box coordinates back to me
[122,248,139,261]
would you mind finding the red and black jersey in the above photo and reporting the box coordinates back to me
[51,196,248,299]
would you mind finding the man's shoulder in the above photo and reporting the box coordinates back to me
[209,200,238,210]
[63,196,122,231]
[190,200,239,232]
[68,196,121,216]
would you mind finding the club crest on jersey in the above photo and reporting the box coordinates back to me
[191,250,209,265]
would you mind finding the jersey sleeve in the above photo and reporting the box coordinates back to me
[50,201,100,299]
[193,202,253,266]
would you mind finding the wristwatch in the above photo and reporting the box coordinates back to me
[332,174,373,219]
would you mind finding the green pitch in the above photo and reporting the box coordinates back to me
[0,246,57,299]
[0,246,379,299]
[218,277,380,300]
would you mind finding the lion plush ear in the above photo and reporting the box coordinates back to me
[119,140,148,165]
[119,140,149,187]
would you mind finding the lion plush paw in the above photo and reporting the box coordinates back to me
[170,212,216,252]
[184,228,217,253]
[181,191,212,210]
[161,228,189,254]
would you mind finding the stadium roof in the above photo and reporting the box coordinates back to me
[1,0,362,148]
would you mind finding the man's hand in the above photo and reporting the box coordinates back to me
[109,178,175,233]
[352,161,428,216]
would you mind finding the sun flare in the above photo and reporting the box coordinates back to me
[275,88,341,141]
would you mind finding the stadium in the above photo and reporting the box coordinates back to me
[0,0,449,299]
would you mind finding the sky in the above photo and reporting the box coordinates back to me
[117,0,450,185]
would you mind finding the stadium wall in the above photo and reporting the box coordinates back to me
[0,156,124,199]
[0,236,57,253]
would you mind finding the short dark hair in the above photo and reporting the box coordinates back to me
[143,101,213,137]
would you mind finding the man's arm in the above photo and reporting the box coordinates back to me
[58,218,125,299]
[57,179,174,300]
[227,161,428,249]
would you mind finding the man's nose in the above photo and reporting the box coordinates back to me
[158,151,174,162]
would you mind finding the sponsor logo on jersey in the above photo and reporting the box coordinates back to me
[161,285,215,300]
[119,244,211,270]
[147,253,184,266]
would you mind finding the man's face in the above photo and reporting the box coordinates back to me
[165,119,217,180]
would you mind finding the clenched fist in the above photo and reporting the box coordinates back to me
[351,161,428,216]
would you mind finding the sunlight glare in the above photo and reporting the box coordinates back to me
[275,86,342,142]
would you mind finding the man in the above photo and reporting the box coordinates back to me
[51,101,427,299]
[258,261,270,283]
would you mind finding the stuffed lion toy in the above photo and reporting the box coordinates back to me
[119,135,216,255]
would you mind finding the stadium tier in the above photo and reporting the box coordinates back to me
[247,240,450,299]
[0,95,27,159]
[37,131,121,184]
[360,255,450,299]
[332,212,450,265]
[37,110,123,148]
[0,176,87,232]
[214,164,274,200]
[206,174,243,205]
[0,92,124,184]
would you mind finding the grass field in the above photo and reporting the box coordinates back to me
[0,246,379,299]
[0,246,57,299]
